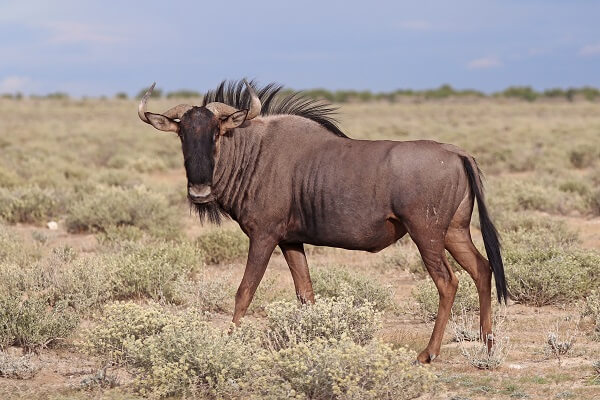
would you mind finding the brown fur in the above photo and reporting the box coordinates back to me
[142,96,506,363]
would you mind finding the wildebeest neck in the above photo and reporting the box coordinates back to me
[211,124,264,221]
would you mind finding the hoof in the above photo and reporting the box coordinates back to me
[416,350,438,364]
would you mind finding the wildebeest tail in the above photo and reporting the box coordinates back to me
[461,156,508,303]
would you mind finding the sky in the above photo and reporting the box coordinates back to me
[0,0,599,96]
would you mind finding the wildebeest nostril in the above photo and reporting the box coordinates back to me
[188,184,212,198]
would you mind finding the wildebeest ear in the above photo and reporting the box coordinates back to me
[145,112,179,133]
[219,110,248,134]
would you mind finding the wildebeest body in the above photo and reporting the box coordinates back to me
[138,80,507,364]
[214,115,466,253]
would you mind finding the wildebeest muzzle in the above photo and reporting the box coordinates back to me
[188,184,213,203]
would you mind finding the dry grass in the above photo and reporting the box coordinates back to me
[0,97,599,399]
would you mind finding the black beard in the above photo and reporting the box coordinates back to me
[189,198,229,225]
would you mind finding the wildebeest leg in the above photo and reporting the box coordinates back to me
[411,232,458,364]
[280,243,315,304]
[445,197,493,350]
[232,237,277,324]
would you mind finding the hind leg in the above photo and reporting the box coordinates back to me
[445,199,493,348]
[280,243,315,304]
[411,231,459,363]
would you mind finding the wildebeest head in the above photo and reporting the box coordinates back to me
[138,80,261,207]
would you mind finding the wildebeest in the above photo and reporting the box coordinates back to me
[138,79,507,363]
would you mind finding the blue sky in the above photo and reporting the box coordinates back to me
[1,0,599,96]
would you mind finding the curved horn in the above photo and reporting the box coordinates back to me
[243,79,261,120]
[163,104,193,120]
[205,102,240,118]
[138,82,156,124]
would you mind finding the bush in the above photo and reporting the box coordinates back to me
[248,337,434,400]
[196,228,249,264]
[489,178,590,215]
[0,295,78,350]
[105,240,203,303]
[0,166,21,188]
[0,246,111,349]
[498,213,579,249]
[311,266,395,310]
[174,272,232,312]
[83,301,433,399]
[264,297,382,349]
[0,352,39,379]
[504,247,600,306]
[413,272,481,321]
[81,302,261,398]
[582,291,600,340]
[569,145,598,169]
[0,186,61,224]
[501,86,538,102]
[66,185,180,239]
[0,226,40,266]
[80,302,172,363]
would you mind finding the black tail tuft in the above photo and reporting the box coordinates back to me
[462,157,508,303]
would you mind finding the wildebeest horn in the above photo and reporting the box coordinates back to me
[205,102,240,118]
[138,83,193,126]
[163,104,193,120]
[138,82,155,124]
[244,79,261,120]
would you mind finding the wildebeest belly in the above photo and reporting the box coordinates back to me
[285,215,407,252]
[284,141,407,251]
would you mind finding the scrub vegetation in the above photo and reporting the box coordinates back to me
[0,96,598,399]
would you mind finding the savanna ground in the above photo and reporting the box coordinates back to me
[0,96,599,399]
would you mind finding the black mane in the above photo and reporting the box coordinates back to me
[202,80,348,138]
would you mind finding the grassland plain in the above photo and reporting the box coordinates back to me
[0,97,599,399]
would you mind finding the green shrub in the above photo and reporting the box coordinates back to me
[248,276,292,314]
[80,302,172,363]
[489,178,590,215]
[498,213,579,249]
[0,166,21,188]
[82,302,261,398]
[66,185,180,239]
[0,226,40,266]
[105,240,203,303]
[582,291,600,340]
[413,272,481,321]
[247,337,434,400]
[569,146,598,169]
[501,86,538,102]
[311,266,395,310]
[559,180,591,196]
[504,247,600,306]
[0,244,118,349]
[0,295,78,350]
[196,228,249,264]
[94,169,143,188]
[34,246,113,311]
[264,297,382,349]
[82,301,432,399]
[0,186,61,224]
[173,271,232,312]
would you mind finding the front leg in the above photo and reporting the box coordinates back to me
[280,243,315,304]
[232,235,278,324]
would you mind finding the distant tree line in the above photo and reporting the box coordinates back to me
[2,85,600,102]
